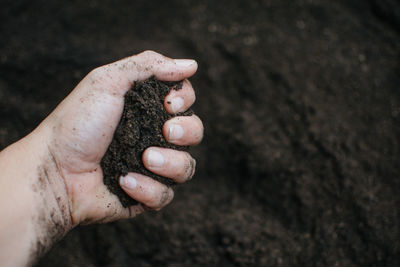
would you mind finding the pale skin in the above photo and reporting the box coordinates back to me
[0,51,204,267]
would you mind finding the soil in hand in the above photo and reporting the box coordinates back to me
[101,77,193,207]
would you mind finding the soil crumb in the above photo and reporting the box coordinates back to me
[101,77,193,207]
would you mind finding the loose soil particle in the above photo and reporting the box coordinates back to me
[101,77,193,207]
[3,0,400,265]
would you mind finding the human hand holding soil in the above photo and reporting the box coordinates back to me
[0,51,203,266]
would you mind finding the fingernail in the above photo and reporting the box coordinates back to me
[174,59,195,67]
[171,97,184,113]
[168,124,184,141]
[119,175,137,189]
[163,188,175,205]
[167,188,174,203]
[188,158,196,180]
[147,150,165,167]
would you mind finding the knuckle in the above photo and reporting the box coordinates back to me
[143,190,159,208]
[193,114,203,125]
[183,80,196,103]
[145,186,172,209]
[198,119,204,132]
[87,67,102,81]
[192,115,204,143]
[87,66,111,85]
[140,50,160,58]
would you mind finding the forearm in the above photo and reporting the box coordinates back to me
[0,123,72,266]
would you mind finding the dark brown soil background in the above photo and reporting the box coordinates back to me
[0,0,399,266]
[102,78,191,207]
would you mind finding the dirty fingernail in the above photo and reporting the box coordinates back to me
[168,124,184,141]
[171,97,184,113]
[188,158,196,180]
[174,59,195,67]
[163,188,175,206]
[147,150,165,167]
[167,188,174,203]
[119,175,137,190]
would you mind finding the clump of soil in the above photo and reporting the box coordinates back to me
[101,77,193,207]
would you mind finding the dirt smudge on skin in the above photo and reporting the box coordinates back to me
[29,157,71,265]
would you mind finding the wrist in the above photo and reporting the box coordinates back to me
[27,122,74,256]
[0,122,73,265]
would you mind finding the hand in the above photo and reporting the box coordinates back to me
[44,51,203,225]
[0,51,203,266]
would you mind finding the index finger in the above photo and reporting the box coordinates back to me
[88,50,198,97]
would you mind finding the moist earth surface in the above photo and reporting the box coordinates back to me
[0,0,399,266]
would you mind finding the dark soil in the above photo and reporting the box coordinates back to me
[0,0,399,266]
[101,77,191,207]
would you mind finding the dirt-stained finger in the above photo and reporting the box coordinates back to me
[164,79,196,114]
[119,172,174,210]
[163,115,204,146]
[142,147,196,183]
